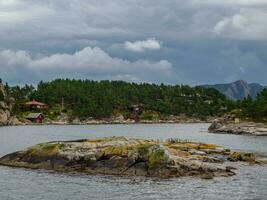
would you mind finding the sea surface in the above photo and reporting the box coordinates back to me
[0,123,266,200]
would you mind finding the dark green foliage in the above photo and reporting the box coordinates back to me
[0,82,6,101]
[6,78,267,122]
[8,79,231,119]
[235,89,267,122]
[0,91,4,101]
[7,84,35,114]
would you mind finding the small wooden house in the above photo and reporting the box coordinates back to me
[25,100,48,110]
[130,104,143,122]
[26,113,45,123]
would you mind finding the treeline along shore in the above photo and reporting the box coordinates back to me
[1,78,267,125]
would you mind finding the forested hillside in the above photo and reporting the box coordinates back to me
[235,89,267,122]
[6,79,233,120]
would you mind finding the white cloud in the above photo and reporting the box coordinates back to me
[0,47,173,84]
[214,9,267,40]
[199,0,267,6]
[124,38,161,52]
[214,14,247,34]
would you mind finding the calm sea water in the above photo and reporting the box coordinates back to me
[0,124,266,200]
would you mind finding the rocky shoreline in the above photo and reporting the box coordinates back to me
[5,113,217,126]
[2,117,215,126]
[209,119,267,136]
[0,137,262,179]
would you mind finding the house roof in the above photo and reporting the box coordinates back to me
[26,113,43,119]
[25,100,47,106]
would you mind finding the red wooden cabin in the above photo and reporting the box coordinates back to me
[26,113,45,123]
[25,100,48,110]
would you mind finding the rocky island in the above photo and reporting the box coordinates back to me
[209,119,267,136]
[0,137,259,179]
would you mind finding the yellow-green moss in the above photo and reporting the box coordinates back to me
[167,148,190,157]
[102,145,129,156]
[87,137,127,143]
[136,144,153,156]
[198,143,218,150]
[147,149,168,168]
[228,152,256,162]
[26,143,60,157]
[167,142,218,151]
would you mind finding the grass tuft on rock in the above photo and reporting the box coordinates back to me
[147,148,168,169]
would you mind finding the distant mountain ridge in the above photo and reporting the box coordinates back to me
[201,80,266,100]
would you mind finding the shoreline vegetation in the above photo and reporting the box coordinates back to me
[2,79,233,125]
[1,79,267,129]
[0,137,265,179]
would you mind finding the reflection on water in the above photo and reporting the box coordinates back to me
[0,124,266,200]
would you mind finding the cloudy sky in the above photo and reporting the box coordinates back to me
[0,0,267,85]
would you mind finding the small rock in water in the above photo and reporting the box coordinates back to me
[201,174,214,179]
[225,166,237,172]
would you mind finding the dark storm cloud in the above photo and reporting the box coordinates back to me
[0,0,266,85]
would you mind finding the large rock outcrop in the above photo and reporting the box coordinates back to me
[0,84,21,125]
[0,137,260,178]
[209,119,267,136]
[0,84,12,125]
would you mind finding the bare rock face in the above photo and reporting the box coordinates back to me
[202,80,264,100]
[0,84,20,125]
[208,119,223,131]
[0,109,8,123]
[0,137,260,179]
[0,84,11,125]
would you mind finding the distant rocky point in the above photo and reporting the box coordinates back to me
[0,137,263,179]
[209,119,267,136]
[201,80,266,100]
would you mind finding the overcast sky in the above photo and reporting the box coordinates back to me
[0,0,267,85]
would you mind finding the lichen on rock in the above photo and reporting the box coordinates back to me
[228,152,256,163]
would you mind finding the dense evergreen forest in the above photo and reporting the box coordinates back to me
[3,79,267,122]
[234,89,267,122]
[5,79,234,120]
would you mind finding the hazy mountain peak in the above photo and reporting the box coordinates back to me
[202,80,265,100]
[234,80,247,85]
